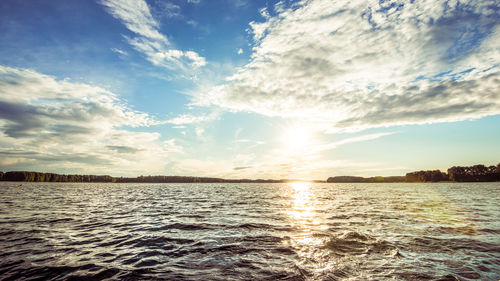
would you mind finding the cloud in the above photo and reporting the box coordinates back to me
[154,1,182,19]
[195,0,500,131]
[111,48,128,56]
[312,132,396,154]
[187,19,198,27]
[106,145,141,154]
[195,127,205,137]
[100,0,206,70]
[233,166,252,170]
[0,65,180,175]
[237,48,243,55]
[231,0,247,8]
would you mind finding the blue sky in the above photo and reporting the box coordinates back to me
[0,0,499,179]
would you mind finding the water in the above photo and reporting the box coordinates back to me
[0,182,499,280]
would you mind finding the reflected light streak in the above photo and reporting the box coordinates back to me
[288,182,318,224]
[290,182,311,192]
[285,182,332,275]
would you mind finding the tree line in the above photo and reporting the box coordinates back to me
[0,171,286,183]
[325,176,405,183]
[327,163,500,183]
[0,171,115,182]
[406,163,500,182]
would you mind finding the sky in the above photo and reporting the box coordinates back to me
[0,0,499,180]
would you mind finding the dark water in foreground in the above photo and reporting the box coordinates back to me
[0,182,499,280]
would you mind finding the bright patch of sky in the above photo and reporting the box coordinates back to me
[0,0,499,179]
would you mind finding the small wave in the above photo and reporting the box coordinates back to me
[433,274,461,281]
[324,231,397,256]
[146,222,219,231]
[113,235,196,250]
[0,263,109,281]
[408,236,500,254]
[436,225,479,235]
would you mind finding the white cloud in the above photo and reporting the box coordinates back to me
[195,127,205,137]
[154,1,182,19]
[111,47,128,56]
[195,0,500,131]
[232,0,247,8]
[237,48,243,55]
[100,0,166,41]
[0,66,179,175]
[312,132,396,154]
[184,51,207,68]
[100,0,206,70]
[187,19,198,27]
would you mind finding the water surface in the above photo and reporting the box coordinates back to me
[0,182,499,280]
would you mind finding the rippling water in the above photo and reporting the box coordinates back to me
[0,182,499,280]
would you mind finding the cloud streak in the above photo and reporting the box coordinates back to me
[100,0,206,70]
[313,132,397,154]
[195,0,500,131]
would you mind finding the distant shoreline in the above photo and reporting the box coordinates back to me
[0,171,325,184]
[1,162,499,183]
[328,163,500,183]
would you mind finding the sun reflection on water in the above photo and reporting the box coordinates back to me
[285,182,332,275]
[290,182,311,192]
[288,182,319,224]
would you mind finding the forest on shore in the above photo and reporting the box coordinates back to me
[1,163,499,183]
[327,163,500,183]
[0,171,322,184]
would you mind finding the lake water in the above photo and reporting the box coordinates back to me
[0,182,499,280]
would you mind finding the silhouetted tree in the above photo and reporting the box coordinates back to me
[326,176,406,183]
[405,170,448,182]
[447,164,499,182]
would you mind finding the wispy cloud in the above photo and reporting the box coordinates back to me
[195,0,500,131]
[154,1,182,19]
[100,0,206,70]
[231,0,247,8]
[233,166,252,170]
[313,132,396,154]
[0,65,180,175]
[111,47,128,56]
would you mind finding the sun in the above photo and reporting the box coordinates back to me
[283,124,312,150]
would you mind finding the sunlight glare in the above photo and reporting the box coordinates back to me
[290,182,311,192]
[283,124,314,151]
